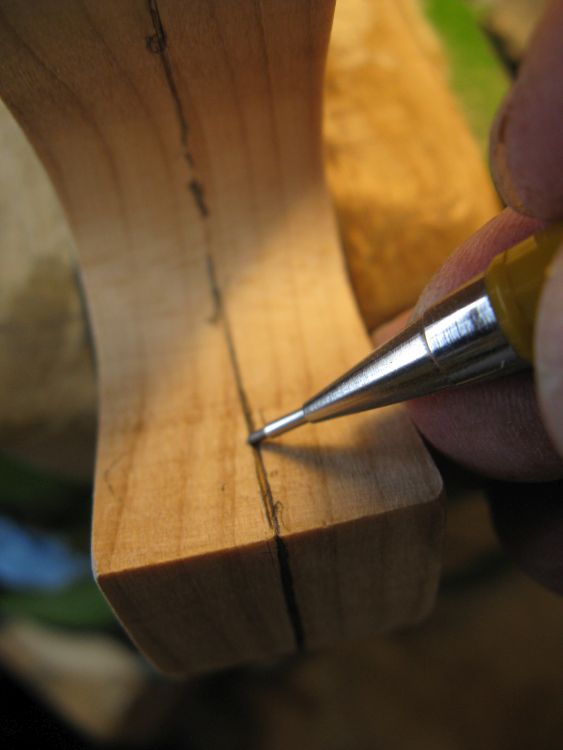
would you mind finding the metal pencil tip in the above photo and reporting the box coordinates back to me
[247,408,307,446]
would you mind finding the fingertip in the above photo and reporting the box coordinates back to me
[489,94,527,215]
[489,0,563,220]
[406,375,563,482]
[404,210,563,481]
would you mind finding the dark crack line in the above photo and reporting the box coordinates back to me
[205,254,305,651]
[145,0,304,651]
[146,0,188,150]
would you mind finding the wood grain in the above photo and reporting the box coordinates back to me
[325,0,500,329]
[0,0,443,675]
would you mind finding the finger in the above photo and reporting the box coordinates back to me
[405,208,563,481]
[489,0,563,220]
[536,242,563,454]
[370,309,411,347]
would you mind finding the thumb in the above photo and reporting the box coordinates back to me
[489,0,563,220]
[536,242,563,455]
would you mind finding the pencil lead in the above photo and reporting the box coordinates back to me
[247,408,306,445]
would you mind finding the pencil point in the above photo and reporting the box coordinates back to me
[247,408,306,445]
[247,427,266,446]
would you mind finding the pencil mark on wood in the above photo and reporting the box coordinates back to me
[204,253,254,430]
[103,452,129,504]
[144,0,304,651]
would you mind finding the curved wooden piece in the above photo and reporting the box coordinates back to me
[0,0,443,675]
[325,0,501,329]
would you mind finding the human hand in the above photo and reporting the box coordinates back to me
[385,0,563,593]
[405,0,563,482]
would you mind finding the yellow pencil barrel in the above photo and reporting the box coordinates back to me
[485,224,563,362]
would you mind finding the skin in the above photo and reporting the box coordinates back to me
[406,208,563,482]
[378,1,563,593]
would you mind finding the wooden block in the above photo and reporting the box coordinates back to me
[0,0,443,675]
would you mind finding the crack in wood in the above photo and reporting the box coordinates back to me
[205,251,305,651]
[188,178,209,217]
[144,0,304,651]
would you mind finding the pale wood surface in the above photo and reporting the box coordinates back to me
[325,0,500,329]
[0,0,443,675]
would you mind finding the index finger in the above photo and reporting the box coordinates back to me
[490,0,563,220]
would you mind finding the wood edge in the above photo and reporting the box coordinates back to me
[279,485,447,649]
[94,536,294,677]
[93,482,445,677]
